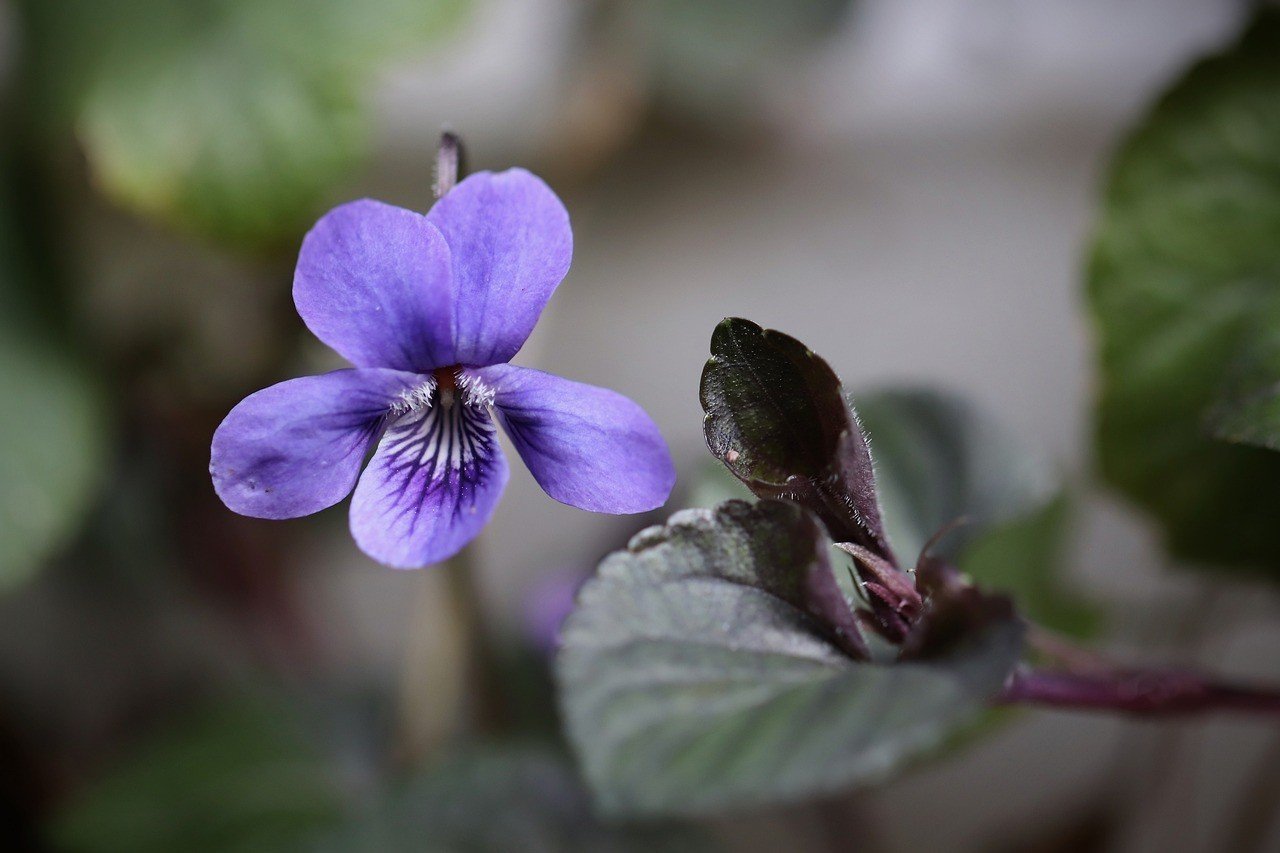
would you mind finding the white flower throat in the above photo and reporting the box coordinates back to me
[384,369,496,478]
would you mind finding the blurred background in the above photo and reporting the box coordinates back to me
[2,1,1279,850]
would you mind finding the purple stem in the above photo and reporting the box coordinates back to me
[1000,668,1280,717]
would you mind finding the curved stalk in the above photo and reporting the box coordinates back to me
[1000,667,1280,717]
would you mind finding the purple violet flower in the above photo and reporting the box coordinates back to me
[209,168,676,568]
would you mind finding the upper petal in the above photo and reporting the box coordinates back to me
[475,365,675,514]
[211,368,424,519]
[426,169,572,366]
[350,396,509,568]
[294,199,456,371]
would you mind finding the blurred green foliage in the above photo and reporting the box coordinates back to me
[51,693,713,852]
[18,0,469,247]
[958,497,1097,638]
[0,155,107,591]
[680,457,752,511]
[50,697,345,853]
[856,388,1097,637]
[1088,11,1280,577]
[0,327,107,590]
[1210,385,1280,451]
[323,744,714,852]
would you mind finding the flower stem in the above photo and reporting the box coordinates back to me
[441,545,510,735]
[394,543,509,767]
[1006,593,1280,717]
[1000,667,1280,716]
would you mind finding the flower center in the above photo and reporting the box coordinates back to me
[391,367,494,420]
[434,366,459,409]
[380,367,498,485]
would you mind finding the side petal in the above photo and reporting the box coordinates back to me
[475,365,676,514]
[211,369,424,519]
[350,401,509,568]
[294,199,456,371]
[427,169,572,366]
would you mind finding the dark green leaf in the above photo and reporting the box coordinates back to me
[959,498,1098,638]
[701,318,892,557]
[1209,383,1280,451]
[49,697,345,853]
[0,156,107,590]
[557,500,1024,815]
[320,744,716,853]
[0,330,107,590]
[855,388,1096,636]
[1087,11,1280,575]
[21,0,468,247]
[53,697,712,853]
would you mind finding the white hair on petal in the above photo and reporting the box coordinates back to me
[457,372,496,408]
[389,377,437,416]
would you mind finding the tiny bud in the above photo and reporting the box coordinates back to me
[434,131,466,199]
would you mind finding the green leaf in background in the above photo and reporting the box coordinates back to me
[959,497,1097,639]
[701,318,892,557]
[1208,382,1280,452]
[680,457,753,512]
[321,744,716,853]
[557,500,1023,815]
[1087,11,1280,576]
[855,388,1097,636]
[0,329,107,590]
[20,0,468,247]
[50,697,345,853]
[0,157,107,591]
[51,695,712,852]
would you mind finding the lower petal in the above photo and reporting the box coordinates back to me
[475,365,675,514]
[211,369,423,519]
[349,398,509,568]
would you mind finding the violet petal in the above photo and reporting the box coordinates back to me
[349,397,509,567]
[475,364,675,514]
[211,368,423,519]
[294,199,456,371]
[426,170,572,366]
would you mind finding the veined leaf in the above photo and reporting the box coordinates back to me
[701,318,891,558]
[1087,11,1280,575]
[557,500,1023,815]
